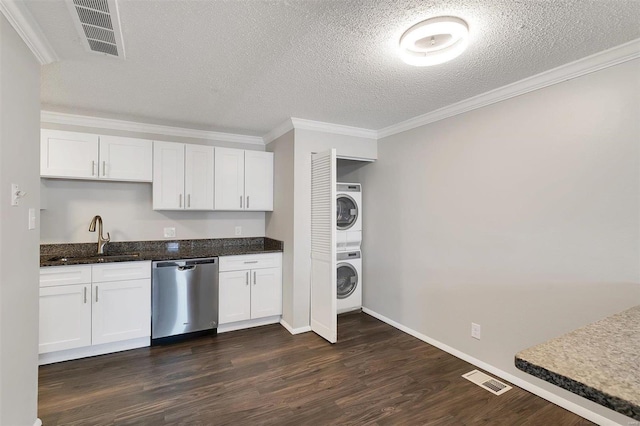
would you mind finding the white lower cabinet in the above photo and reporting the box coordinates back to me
[219,270,252,323]
[39,284,92,353]
[218,253,282,326]
[91,279,151,345]
[250,267,283,318]
[39,262,151,360]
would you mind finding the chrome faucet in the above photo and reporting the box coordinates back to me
[88,215,111,254]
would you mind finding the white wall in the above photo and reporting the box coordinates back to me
[265,130,295,326]
[337,158,368,182]
[359,59,640,424]
[40,124,266,243]
[41,180,265,243]
[0,14,41,426]
[291,129,377,329]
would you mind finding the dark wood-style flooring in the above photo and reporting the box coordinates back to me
[39,313,593,425]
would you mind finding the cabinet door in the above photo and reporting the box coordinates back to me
[41,130,99,179]
[219,270,251,324]
[39,284,92,353]
[214,147,245,210]
[91,279,151,345]
[185,144,214,210]
[99,136,152,181]
[245,150,274,211]
[153,141,185,210]
[250,267,282,319]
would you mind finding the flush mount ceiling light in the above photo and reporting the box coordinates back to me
[399,16,469,66]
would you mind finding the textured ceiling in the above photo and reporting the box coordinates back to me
[26,0,640,136]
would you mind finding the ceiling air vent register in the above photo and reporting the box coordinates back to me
[67,0,125,58]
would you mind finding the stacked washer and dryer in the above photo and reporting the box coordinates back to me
[336,183,363,314]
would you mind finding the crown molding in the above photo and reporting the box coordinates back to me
[378,38,640,139]
[264,117,377,144]
[41,111,265,145]
[290,117,377,140]
[263,118,294,144]
[0,0,58,64]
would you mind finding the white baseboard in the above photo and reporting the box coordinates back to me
[218,316,281,333]
[279,318,312,335]
[33,418,42,426]
[361,307,620,426]
[38,337,150,365]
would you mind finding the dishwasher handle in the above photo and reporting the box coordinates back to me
[153,257,218,268]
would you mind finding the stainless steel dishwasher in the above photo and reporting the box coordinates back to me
[152,257,219,344]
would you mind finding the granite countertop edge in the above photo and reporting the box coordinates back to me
[515,357,640,420]
[40,237,284,267]
[514,305,640,421]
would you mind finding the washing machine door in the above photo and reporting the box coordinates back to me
[337,262,358,299]
[336,194,358,230]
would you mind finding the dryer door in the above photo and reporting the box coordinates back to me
[336,262,358,299]
[336,194,358,230]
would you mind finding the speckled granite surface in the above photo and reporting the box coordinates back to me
[515,306,640,420]
[41,237,283,267]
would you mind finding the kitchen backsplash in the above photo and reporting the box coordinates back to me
[40,179,265,243]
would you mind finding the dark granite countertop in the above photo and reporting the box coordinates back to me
[40,237,283,267]
[515,305,640,421]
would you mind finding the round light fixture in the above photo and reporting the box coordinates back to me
[399,16,469,66]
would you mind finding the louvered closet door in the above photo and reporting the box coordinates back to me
[310,149,337,343]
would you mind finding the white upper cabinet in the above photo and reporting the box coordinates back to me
[214,147,245,210]
[153,141,185,210]
[99,136,153,181]
[153,141,214,210]
[41,129,152,182]
[245,150,274,211]
[185,144,215,210]
[41,130,99,179]
[215,147,273,211]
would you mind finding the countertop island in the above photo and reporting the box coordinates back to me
[515,305,640,421]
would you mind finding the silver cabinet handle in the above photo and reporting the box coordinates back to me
[95,286,99,302]
[244,260,258,264]
[245,271,249,285]
[102,161,106,176]
[253,271,257,285]
[247,196,250,209]
[91,161,96,176]
[84,286,87,304]
[240,195,243,209]
[188,194,191,208]
[179,194,183,208]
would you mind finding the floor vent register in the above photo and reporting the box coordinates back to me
[462,370,512,395]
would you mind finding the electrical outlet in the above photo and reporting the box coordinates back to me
[471,323,481,340]
[163,227,176,238]
[235,226,242,236]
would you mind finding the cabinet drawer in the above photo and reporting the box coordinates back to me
[219,253,282,272]
[40,265,92,287]
[92,261,151,282]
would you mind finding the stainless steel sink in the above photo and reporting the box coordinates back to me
[46,253,141,263]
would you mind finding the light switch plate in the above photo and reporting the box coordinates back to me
[235,226,242,236]
[11,183,20,206]
[28,208,36,230]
